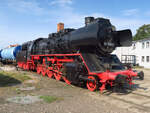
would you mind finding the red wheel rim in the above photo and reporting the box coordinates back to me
[47,69,53,78]
[23,64,26,70]
[20,63,23,68]
[17,63,21,68]
[41,67,46,76]
[26,64,29,70]
[37,66,41,74]
[86,76,97,91]
[54,73,61,81]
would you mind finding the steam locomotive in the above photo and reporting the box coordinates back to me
[11,17,144,92]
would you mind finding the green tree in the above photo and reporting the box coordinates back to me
[133,24,150,41]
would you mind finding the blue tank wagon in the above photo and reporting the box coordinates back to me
[1,46,21,63]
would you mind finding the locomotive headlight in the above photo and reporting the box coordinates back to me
[103,40,115,47]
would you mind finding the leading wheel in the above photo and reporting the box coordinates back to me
[86,76,99,91]
[138,71,144,80]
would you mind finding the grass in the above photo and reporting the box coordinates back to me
[0,71,31,87]
[39,95,58,103]
[0,71,31,81]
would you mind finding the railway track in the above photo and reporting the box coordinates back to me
[106,92,150,112]
[97,83,150,113]
[88,77,150,113]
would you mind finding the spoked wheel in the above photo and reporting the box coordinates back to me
[54,72,62,81]
[20,63,23,68]
[53,65,62,81]
[86,76,99,91]
[137,71,144,80]
[26,64,29,70]
[41,67,47,76]
[36,66,41,74]
[47,69,53,78]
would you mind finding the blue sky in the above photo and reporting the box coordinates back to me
[0,0,150,49]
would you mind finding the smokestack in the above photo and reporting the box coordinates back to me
[57,23,64,32]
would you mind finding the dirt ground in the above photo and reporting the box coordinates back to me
[0,66,150,113]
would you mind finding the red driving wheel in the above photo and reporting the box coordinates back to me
[41,66,47,76]
[47,69,53,78]
[36,66,41,74]
[86,76,98,91]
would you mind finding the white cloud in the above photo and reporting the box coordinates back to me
[42,7,145,35]
[7,0,46,15]
[111,18,145,34]
[5,1,144,34]
[0,0,150,49]
[122,9,139,16]
[50,0,73,7]
[80,13,145,34]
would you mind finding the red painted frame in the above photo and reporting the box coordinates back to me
[17,53,139,92]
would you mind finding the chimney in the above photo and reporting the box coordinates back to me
[57,23,64,32]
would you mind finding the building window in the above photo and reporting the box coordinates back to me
[142,42,145,49]
[146,42,149,48]
[147,56,149,62]
[142,56,144,62]
[133,43,136,49]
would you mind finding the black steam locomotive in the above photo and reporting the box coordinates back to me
[16,17,144,92]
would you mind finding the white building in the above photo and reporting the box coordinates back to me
[112,38,150,68]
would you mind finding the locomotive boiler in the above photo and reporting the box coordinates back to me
[16,17,144,92]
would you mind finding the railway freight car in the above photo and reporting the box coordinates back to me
[0,46,21,64]
[16,17,144,92]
